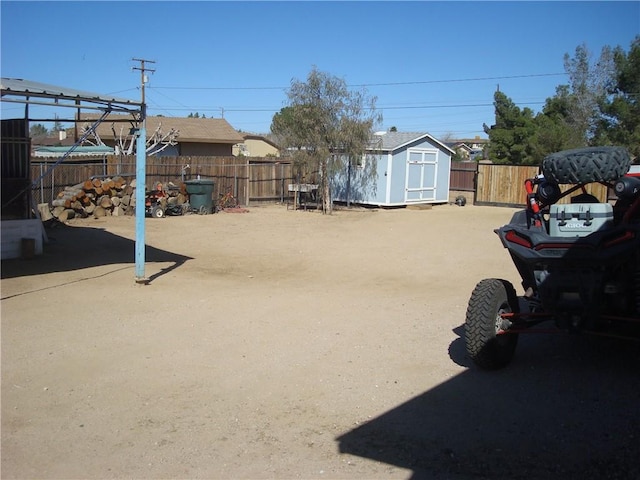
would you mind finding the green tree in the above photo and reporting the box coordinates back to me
[29,123,48,137]
[483,90,537,164]
[594,36,640,158]
[529,85,582,158]
[271,106,300,146]
[271,105,310,183]
[52,115,64,132]
[562,43,615,144]
[483,41,634,162]
[271,67,382,213]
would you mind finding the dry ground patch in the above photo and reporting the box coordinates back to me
[2,204,639,479]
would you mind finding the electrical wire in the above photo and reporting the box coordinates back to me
[151,72,567,91]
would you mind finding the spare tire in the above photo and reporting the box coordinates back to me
[541,146,631,184]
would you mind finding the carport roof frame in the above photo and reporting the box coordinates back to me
[1,77,143,117]
[1,77,149,283]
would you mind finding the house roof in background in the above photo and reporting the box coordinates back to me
[241,132,280,149]
[453,137,489,144]
[79,114,244,144]
[445,142,473,152]
[31,133,76,147]
[372,131,455,154]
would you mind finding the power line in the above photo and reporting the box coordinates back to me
[146,100,547,114]
[350,73,567,87]
[150,72,567,91]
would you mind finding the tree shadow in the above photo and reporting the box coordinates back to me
[1,222,192,284]
[337,328,640,480]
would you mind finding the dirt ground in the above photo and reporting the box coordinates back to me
[2,203,639,480]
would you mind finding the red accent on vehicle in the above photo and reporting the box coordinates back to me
[525,179,541,226]
[505,230,533,248]
[534,243,593,251]
[622,196,640,224]
[603,230,636,248]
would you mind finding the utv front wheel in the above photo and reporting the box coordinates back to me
[465,278,519,369]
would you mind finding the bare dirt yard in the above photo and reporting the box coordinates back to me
[2,203,639,480]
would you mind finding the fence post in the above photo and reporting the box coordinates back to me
[473,162,479,204]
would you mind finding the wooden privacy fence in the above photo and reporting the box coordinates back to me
[475,164,538,206]
[449,161,477,193]
[30,156,612,209]
[449,162,611,207]
[30,155,295,207]
[473,163,610,206]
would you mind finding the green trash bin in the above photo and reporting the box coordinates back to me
[185,179,215,214]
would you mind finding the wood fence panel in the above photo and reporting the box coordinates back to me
[476,163,611,207]
[476,164,538,206]
[249,162,293,202]
[104,155,291,206]
[449,161,476,191]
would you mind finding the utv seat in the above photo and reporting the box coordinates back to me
[571,193,600,204]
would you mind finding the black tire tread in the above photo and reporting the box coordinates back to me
[542,146,630,184]
[465,278,519,370]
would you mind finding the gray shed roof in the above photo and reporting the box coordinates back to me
[372,131,455,154]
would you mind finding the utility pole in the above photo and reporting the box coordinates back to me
[131,58,155,284]
[132,58,155,106]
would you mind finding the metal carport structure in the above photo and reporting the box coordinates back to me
[1,77,149,282]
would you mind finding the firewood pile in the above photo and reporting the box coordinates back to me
[41,177,187,222]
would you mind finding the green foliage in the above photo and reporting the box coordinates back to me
[270,67,382,213]
[483,91,537,164]
[529,85,583,158]
[594,35,640,159]
[562,43,615,144]
[271,106,303,148]
[29,123,48,137]
[451,151,466,162]
[484,38,638,164]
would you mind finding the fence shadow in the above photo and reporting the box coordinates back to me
[337,329,640,480]
[1,222,192,282]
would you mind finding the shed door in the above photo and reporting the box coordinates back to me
[405,149,437,202]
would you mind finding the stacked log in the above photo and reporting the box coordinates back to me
[47,177,187,221]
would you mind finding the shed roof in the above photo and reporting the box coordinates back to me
[79,114,244,144]
[372,131,455,154]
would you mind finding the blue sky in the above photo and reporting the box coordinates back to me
[1,1,639,139]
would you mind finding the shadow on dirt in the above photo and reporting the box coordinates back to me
[1,223,192,283]
[337,328,640,480]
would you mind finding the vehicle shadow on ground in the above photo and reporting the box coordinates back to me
[337,328,640,480]
[1,222,192,284]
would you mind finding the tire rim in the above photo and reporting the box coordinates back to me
[495,305,512,334]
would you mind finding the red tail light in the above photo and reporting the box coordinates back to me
[505,230,533,248]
